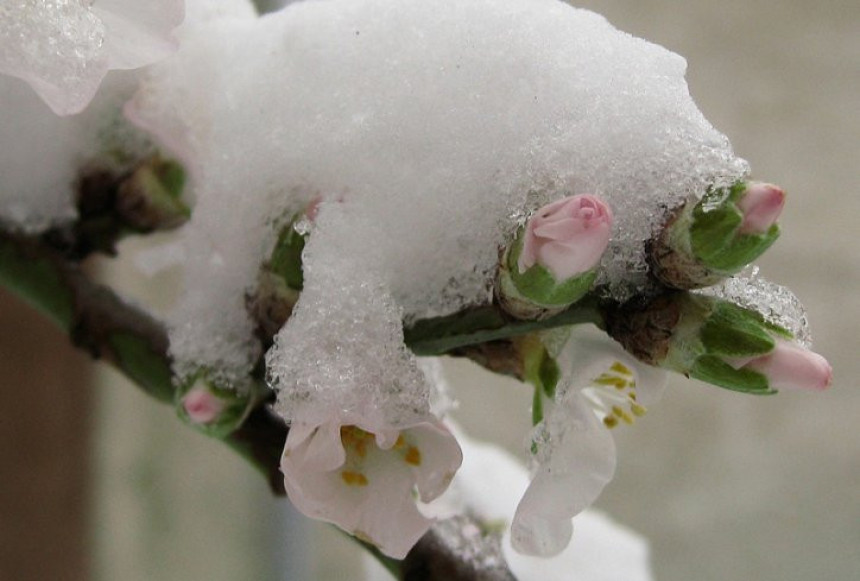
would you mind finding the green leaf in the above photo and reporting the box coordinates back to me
[269,225,306,290]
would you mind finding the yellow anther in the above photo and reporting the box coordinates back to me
[595,375,629,389]
[631,403,647,417]
[404,446,422,466]
[341,470,369,486]
[612,405,634,425]
[603,416,619,428]
[394,435,406,449]
[610,361,633,376]
[341,426,374,458]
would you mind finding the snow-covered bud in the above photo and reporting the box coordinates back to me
[247,208,312,344]
[651,181,784,289]
[175,373,259,437]
[497,195,612,320]
[603,293,832,394]
[116,157,189,232]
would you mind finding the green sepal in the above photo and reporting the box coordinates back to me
[118,157,190,231]
[507,234,596,307]
[689,183,781,274]
[700,301,775,358]
[532,385,544,426]
[691,355,775,395]
[690,186,744,262]
[269,222,307,290]
[155,158,186,200]
[518,334,562,425]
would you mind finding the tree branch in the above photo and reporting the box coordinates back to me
[0,226,524,580]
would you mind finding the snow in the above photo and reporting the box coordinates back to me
[127,0,746,409]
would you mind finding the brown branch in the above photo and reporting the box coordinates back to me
[0,226,521,580]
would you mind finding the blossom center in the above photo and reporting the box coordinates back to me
[340,426,375,486]
[586,361,647,428]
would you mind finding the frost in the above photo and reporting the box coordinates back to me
[698,266,812,347]
[128,0,747,413]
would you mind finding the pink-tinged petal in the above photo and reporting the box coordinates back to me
[532,217,586,239]
[518,227,540,273]
[280,415,461,559]
[743,339,832,392]
[737,182,785,234]
[181,386,225,424]
[516,194,613,279]
[402,422,463,502]
[350,458,433,559]
[1,0,182,116]
[292,420,347,472]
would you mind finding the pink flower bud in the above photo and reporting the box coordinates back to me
[518,194,613,281]
[182,387,226,424]
[737,182,785,234]
[743,339,832,392]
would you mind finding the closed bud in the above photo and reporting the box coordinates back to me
[497,195,612,319]
[604,292,831,394]
[175,372,260,438]
[651,181,784,289]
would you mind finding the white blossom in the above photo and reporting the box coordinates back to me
[512,327,667,556]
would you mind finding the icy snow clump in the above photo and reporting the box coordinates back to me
[127,0,748,418]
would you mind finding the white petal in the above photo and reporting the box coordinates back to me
[430,424,653,580]
[564,325,667,407]
[93,0,184,69]
[403,422,463,502]
[511,390,617,556]
[354,457,433,559]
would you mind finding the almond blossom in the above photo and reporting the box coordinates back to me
[511,327,667,556]
[0,0,184,116]
[281,414,463,559]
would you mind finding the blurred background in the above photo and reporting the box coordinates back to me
[1,0,857,579]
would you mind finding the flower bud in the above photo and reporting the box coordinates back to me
[175,372,260,437]
[247,205,313,345]
[603,293,831,394]
[497,195,612,319]
[116,156,190,232]
[650,181,784,289]
[732,338,832,392]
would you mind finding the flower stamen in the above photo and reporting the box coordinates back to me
[341,470,369,486]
